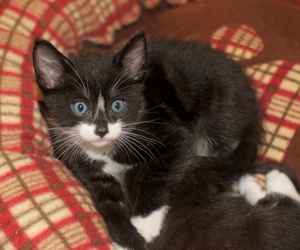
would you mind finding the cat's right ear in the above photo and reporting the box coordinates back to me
[33,39,71,90]
[113,30,147,81]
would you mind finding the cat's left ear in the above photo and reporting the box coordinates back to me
[33,38,72,90]
[113,30,147,81]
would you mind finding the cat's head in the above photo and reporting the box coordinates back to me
[33,31,149,157]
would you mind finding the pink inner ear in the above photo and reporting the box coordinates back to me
[35,45,65,89]
[121,39,146,80]
[46,68,62,89]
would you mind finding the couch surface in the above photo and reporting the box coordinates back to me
[0,0,300,249]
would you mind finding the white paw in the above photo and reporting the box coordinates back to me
[131,206,169,243]
[238,174,267,205]
[266,170,300,202]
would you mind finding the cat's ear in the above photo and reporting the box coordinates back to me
[33,39,71,90]
[113,30,147,80]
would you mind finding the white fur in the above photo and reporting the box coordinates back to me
[101,154,129,181]
[75,122,122,150]
[131,206,169,243]
[84,148,129,182]
[238,174,267,205]
[94,93,105,117]
[239,170,300,205]
[266,170,300,202]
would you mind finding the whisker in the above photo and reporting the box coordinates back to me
[117,136,143,165]
[121,131,159,166]
[61,72,87,94]
[110,71,129,95]
[64,59,87,93]
[121,118,164,127]
[84,64,90,97]
[121,130,164,150]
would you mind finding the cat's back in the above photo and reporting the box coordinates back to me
[145,37,255,116]
[146,37,253,100]
[147,38,240,76]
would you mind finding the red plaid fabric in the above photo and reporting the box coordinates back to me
[246,61,300,162]
[211,24,264,61]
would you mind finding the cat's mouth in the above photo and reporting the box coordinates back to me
[89,138,115,148]
[80,138,117,156]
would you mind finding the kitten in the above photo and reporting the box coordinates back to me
[33,31,262,249]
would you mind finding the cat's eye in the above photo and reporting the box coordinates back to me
[72,101,90,116]
[111,100,125,113]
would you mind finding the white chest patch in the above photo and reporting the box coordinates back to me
[131,205,169,243]
[86,152,129,182]
[101,155,129,181]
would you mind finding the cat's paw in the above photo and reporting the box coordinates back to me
[238,174,267,205]
[131,206,169,243]
[265,170,300,202]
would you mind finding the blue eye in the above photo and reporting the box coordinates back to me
[72,101,90,116]
[111,100,125,113]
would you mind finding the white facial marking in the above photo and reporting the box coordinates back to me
[94,92,105,117]
[131,206,169,243]
[266,170,300,202]
[75,122,122,149]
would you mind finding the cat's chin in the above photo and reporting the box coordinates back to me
[83,139,116,155]
[90,140,114,149]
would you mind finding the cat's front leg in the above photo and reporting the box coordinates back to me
[75,164,147,250]
[125,167,175,244]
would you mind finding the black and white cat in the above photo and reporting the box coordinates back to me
[33,31,269,249]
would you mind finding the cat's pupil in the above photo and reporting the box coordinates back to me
[115,102,121,109]
[78,104,84,111]
[111,100,125,113]
[72,101,89,116]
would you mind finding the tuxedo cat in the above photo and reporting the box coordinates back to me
[33,31,262,249]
